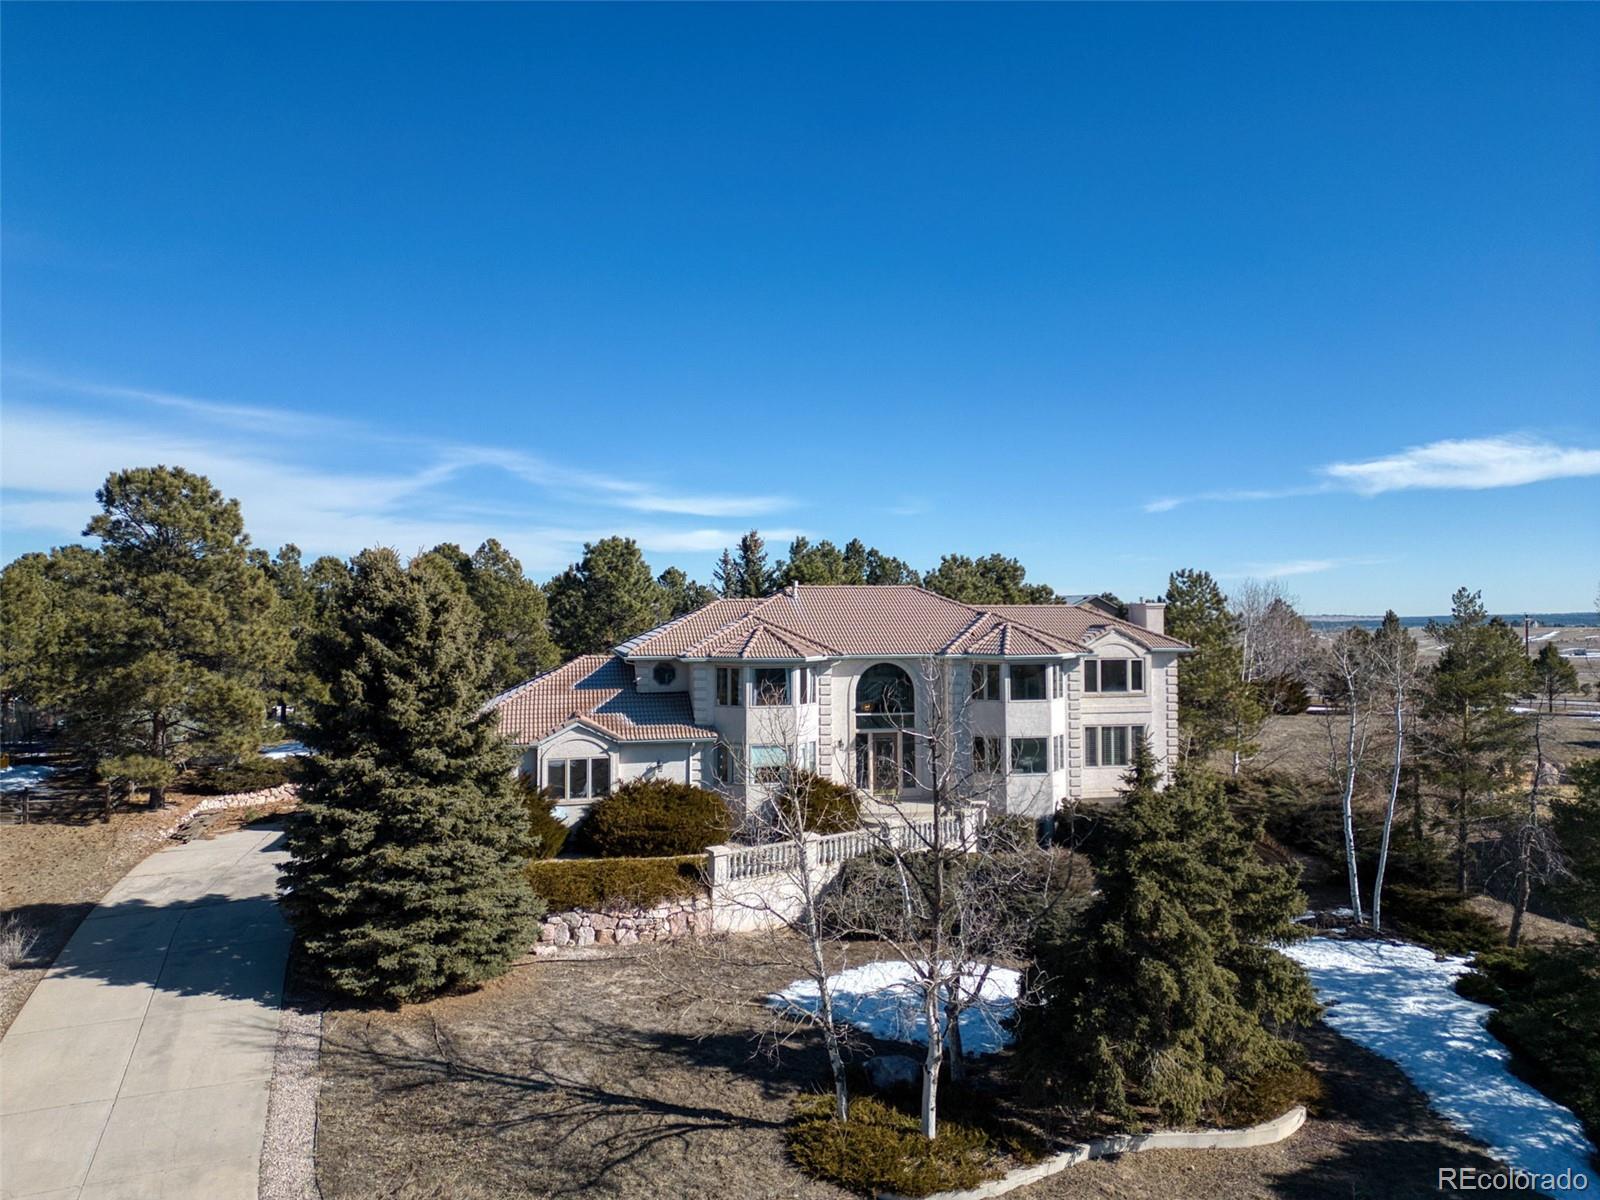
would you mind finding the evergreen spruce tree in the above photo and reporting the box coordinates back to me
[1164,568,1265,771]
[922,553,1055,603]
[282,548,541,1004]
[545,537,669,657]
[1420,588,1535,893]
[732,529,771,597]
[1018,752,1317,1125]
[416,539,558,690]
[1531,641,1579,713]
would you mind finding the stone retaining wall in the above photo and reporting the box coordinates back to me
[881,1105,1308,1200]
[535,896,715,951]
[187,783,300,816]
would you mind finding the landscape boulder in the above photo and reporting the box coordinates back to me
[863,1054,921,1092]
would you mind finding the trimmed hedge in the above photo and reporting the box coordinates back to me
[786,1095,998,1197]
[582,779,733,857]
[524,855,706,912]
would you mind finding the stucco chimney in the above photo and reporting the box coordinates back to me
[1127,600,1166,636]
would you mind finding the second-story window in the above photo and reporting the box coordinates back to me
[1052,665,1064,699]
[972,735,1001,773]
[970,663,1001,700]
[1010,737,1047,774]
[752,667,789,705]
[1084,658,1145,693]
[1010,664,1046,701]
[716,666,742,706]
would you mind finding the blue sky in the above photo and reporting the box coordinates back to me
[3,3,1597,614]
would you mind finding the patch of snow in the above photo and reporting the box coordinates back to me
[1529,630,1559,642]
[261,741,309,759]
[770,960,1021,1057]
[1283,938,1596,1197]
[1305,705,1332,714]
[0,764,54,793]
[1328,906,1356,918]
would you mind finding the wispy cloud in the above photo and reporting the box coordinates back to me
[1217,556,1390,580]
[1320,435,1600,495]
[0,369,798,572]
[1145,434,1600,514]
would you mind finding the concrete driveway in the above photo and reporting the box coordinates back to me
[1,827,291,1200]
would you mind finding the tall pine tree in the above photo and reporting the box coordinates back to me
[1420,588,1534,893]
[545,537,669,657]
[1164,568,1264,773]
[282,548,541,1003]
[1018,753,1317,1125]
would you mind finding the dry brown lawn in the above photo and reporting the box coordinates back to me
[0,772,295,1035]
[314,936,1543,1200]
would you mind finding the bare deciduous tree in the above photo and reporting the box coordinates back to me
[1320,627,1374,922]
[1367,612,1422,932]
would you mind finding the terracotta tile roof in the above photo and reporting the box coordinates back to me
[618,585,1189,660]
[616,599,764,658]
[981,603,1191,651]
[942,611,1083,656]
[690,618,838,660]
[485,655,717,746]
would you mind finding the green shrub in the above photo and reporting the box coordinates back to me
[520,783,569,859]
[1208,1062,1325,1127]
[187,755,298,795]
[786,1095,998,1197]
[1385,885,1504,956]
[524,855,705,912]
[582,779,733,857]
[773,770,861,835]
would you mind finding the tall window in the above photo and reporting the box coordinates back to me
[970,663,1001,700]
[972,735,1001,773]
[857,664,914,728]
[1010,664,1046,701]
[714,742,742,784]
[1052,665,1064,699]
[798,667,811,704]
[716,666,742,706]
[1010,737,1047,774]
[1084,658,1144,693]
[1084,725,1145,767]
[545,756,611,799]
[752,667,789,705]
[1053,734,1065,770]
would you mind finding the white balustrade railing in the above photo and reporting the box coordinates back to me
[706,811,980,888]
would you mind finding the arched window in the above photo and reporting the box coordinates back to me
[855,663,915,729]
[855,664,917,793]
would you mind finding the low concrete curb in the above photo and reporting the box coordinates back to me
[882,1105,1307,1200]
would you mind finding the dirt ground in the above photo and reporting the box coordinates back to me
[0,781,295,1036]
[315,935,1545,1200]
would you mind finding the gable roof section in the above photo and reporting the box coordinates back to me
[941,611,1084,656]
[690,618,838,660]
[981,603,1191,652]
[485,654,716,746]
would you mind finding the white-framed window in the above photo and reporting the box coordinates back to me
[1052,665,1064,699]
[716,666,742,706]
[750,744,789,784]
[970,663,1001,700]
[1053,734,1065,770]
[545,756,611,800]
[752,667,788,705]
[1010,737,1048,774]
[799,666,811,704]
[1010,664,1047,701]
[972,735,1001,773]
[800,741,818,772]
[1084,725,1146,768]
[1084,658,1145,694]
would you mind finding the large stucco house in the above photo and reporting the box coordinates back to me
[486,584,1188,824]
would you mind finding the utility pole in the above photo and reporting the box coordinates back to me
[1524,615,1531,654]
